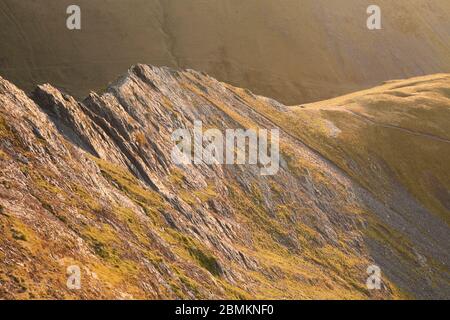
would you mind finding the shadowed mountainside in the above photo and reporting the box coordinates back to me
[0,0,450,104]
[0,65,449,299]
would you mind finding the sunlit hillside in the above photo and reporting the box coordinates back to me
[0,66,448,299]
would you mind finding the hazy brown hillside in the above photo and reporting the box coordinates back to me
[0,65,449,299]
[1,0,449,104]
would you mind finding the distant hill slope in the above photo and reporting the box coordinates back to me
[0,0,449,104]
[0,66,449,299]
[292,74,450,223]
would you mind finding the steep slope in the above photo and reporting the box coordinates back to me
[291,74,450,223]
[0,65,449,299]
[223,73,450,298]
[1,0,449,104]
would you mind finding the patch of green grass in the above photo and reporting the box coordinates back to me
[173,234,223,277]
[193,184,217,202]
[0,116,11,137]
[188,247,223,277]
[71,183,103,213]
[11,228,27,241]
[83,224,119,260]
[94,157,166,218]
[365,216,416,263]
[169,167,185,186]
[0,149,8,160]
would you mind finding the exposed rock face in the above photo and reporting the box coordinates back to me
[1,0,450,104]
[0,65,449,299]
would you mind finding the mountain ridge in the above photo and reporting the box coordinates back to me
[0,65,449,299]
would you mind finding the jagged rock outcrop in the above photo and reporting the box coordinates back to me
[0,65,449,299]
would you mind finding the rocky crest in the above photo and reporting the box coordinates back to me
[0,65,449,299]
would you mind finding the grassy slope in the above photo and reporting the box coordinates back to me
[222,74,450,298]
[223,74,450,223]
[293,74,450,223]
